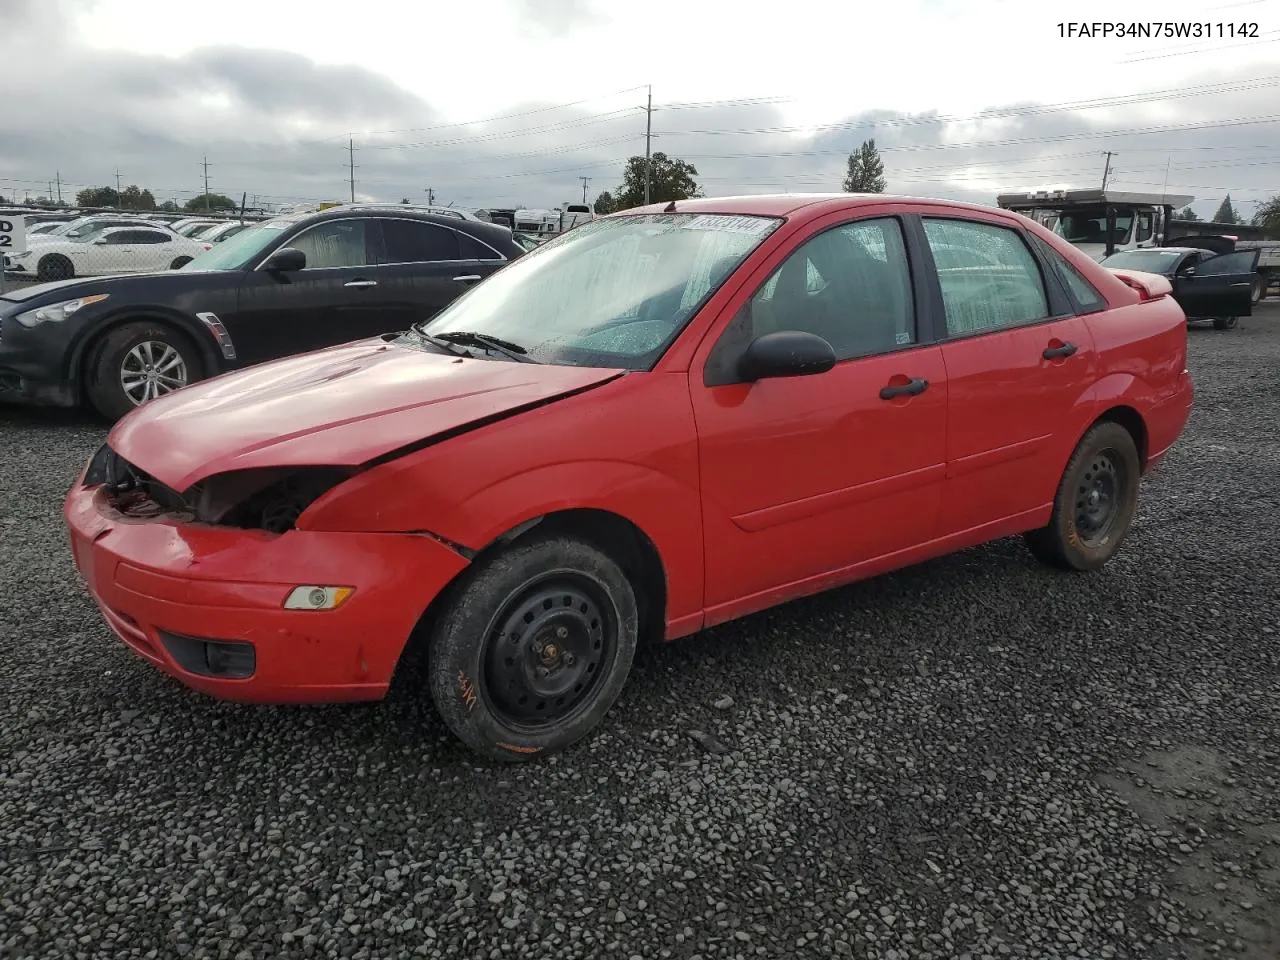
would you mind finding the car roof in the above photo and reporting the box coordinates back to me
[610,193,1019,220]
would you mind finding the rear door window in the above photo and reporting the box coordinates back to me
[923,218,1050,336]
[377,219,461,264]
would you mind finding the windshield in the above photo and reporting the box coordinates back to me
[1053,207,1134,245]
[180,220,292,271]
[1100,249,1185,273]
[416,212,782,369]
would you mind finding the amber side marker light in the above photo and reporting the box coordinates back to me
[283,586,355,611]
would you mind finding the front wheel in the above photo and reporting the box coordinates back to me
[428,535,639,762]
[84,322,202,420]
[1025,421,1141,571]
[1212,316,1238,331]
[36,254,73,282]
[170,256,193,269]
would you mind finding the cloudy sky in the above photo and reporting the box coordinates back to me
[3,0,1277,217]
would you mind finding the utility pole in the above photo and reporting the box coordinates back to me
[1100,151,1116,191]
[579,176,590,204]
[202,155,212,211]
[425,187,435,206]
[644,84,653,206]
[348,138,357,202]
[55,170,62,205]
[115,169,122,206]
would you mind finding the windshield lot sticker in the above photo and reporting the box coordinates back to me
[682,215,775,235]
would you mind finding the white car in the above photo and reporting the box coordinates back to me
[28,214,157,245]
[192,221,250,243]
[3,224,211,282]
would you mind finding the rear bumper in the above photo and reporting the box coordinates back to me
[63,482,470,703]
[1145,369,1194,473]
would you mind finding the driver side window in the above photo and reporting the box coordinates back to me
[748,217,916,361]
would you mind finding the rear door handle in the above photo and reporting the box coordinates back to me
[452,274,482,282]
[879,377,929,400]
[344,279,378,288]
[1043,341,1078,360]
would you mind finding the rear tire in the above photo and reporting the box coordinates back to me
[170,256,193,269]
[36,254,73,282]
[84,322,203,421]
[428,535,639,762]
[1252,276,1266,304]
[1212,316,1238,330]
[1025,421,1141,572]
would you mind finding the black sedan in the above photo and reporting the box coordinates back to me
[1100,245,1260,330]
[0,205,525,419]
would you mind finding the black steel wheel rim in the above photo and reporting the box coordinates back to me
[1074,450,1123,544]
[482,572,616,731]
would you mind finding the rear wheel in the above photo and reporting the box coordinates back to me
[1025,421,1141,572]
[428,535,639,762]
[36,254,73,282]
[1252,276,1266,304]
[170,256,193,269]
[1213,316,1238,331]
[84,322,203,420]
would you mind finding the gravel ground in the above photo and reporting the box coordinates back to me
[2,304,1279,960]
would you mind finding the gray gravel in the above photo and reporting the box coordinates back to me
[3,305,1280,959]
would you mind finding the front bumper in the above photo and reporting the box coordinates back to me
[0,310,81,407]
[64,481,470,703]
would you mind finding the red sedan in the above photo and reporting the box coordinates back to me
[64,194,1194,760]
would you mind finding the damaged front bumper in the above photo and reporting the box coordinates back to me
[64,450,470,704]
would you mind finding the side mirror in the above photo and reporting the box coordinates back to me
[92,238,108,245]
[261,247,306,272]
[739,330,836,382]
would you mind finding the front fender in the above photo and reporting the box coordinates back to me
[300,458,705,630]
[66,307,222,383]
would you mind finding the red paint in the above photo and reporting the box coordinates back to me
[66,194,1194,703]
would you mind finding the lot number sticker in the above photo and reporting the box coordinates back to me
[681,214,775,235]
[0,216,26,255]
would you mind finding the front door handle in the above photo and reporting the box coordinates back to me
[879,377,929,400]
[1043,341,1078,360]
[452,274,482,282]
[344,279,378,288]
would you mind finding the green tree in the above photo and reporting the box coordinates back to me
[842,138,887,193]
[401,197,411,204]
[185,193,238,212]
[159,200,180,212]
[1212,195,1239,224]
[1251,194,1280,238]
[118,185,157,210]
[1176,206,1200,221]
[593,190,617,215]
[613,152,701,209]
[75,186,120,208]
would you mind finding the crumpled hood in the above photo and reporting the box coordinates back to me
[108,336,625,491]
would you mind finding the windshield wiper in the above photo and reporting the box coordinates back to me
[426,330,535,363]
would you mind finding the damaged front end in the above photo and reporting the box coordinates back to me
[84,443,356,534]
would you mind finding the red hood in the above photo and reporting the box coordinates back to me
[108,337,625,491]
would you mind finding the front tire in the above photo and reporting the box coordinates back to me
[429,535,639,762]
[1252,276,1266,305]
[1025,421,1141,572]
[170,256,193,269]
[1213,316,1238,331]
[37,254,73,282]
[84,322,202,421]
